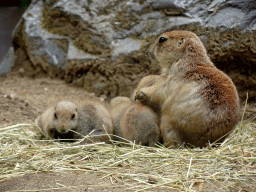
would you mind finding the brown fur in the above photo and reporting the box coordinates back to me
[110,96,160,147]
[74,99,114,144]
[135,30,240,148]
[131,75,163,113]
[36,100,113,143]
[35,101,78,139]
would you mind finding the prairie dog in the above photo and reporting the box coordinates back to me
[74,99,114,144]
[36,100,113,143]
[110,96,160,147]
[131,75,163,113]
[135,30,240,148]
[35,101,78,139]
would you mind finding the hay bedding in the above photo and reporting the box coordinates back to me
[0,118,255,191]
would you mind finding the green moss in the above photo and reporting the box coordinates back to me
[41,6,110,55]
[139,36,156,53]
[73,34,111,55]
[139,0,146,4]
[112,11,137,31]
[41,7,79,38]
[111,2,153,32]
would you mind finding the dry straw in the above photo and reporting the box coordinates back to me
[0,119,255,191]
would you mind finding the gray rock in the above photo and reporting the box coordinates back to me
[140,12,164,20]
[112,38,142,59]
[0,47,14,75]
[224,0,256,12]
[7,0,256,101]
[167,17,202,28]
[240,10,256,29]
[207,8,246,28]
[146,0,198,10]
[67,42,98,60]
[22,0,68,69]
[52,0,91,22]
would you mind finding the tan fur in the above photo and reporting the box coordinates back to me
[35,101,78,139]
[74,99,114,144]
[110,96,160,147]
[131,75,163,113]
[135,30,240,148]
[131,75,162,100]
[36,100,113,143]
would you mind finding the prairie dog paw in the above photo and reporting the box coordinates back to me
[135,91,148,102]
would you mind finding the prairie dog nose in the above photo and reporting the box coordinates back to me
[59,126,68,133]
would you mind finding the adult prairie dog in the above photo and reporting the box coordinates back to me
[35,101,78,139]
[74,99,114,144]
[110,96,160,147]
[135,30,240,148]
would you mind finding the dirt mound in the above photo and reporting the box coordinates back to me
[0,91,38,127]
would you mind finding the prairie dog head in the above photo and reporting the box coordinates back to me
[52,101,78,134]
[110,96,131,108]
[148,30,207,68]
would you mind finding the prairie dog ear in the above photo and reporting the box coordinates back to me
[71,113,76,119]
[185,38,201,53]
[53,105,58,118]
[54,112,58,119]
[178,37,184,47]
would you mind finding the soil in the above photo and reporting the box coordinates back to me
[0,72,255,192]
[0,172,126,192]
[0,72,102,127]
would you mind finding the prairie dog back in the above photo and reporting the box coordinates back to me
[110,96,160,147]
[74,99,114,144]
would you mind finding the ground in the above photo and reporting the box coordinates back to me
[0,72,255,192]
[0,73,123,192]
[0,72,104,128]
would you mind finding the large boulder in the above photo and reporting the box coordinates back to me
[9,0,256,101]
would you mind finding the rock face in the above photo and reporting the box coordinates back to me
[10,0,256,101]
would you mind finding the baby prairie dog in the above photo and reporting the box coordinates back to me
[74,99,114,144]
[110,96,160,147]
[135,30,240,148]
[35,101,78,139]
[36,100,113,143]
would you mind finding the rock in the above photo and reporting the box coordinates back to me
[7,0,256,101]
[207,8,246,28]
[0,47,14,76]
[112,38,142,59]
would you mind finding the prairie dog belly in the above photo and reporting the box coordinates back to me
[162,80,211,133]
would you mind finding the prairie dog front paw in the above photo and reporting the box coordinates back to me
[135,90,148,103]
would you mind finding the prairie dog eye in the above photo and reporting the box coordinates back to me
[71,113,76,119]
[178,37,184,47]
[54,113,57,119]
[158,37,167,44]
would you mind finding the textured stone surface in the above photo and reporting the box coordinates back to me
[112,38,142,59]
[9,0,256,101]
[0,47,15,76]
